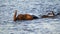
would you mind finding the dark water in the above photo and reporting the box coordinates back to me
[0,0,60,34]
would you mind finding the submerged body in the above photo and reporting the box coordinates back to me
[13,10,39,21]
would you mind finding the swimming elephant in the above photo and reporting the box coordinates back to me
[13,10,39,21]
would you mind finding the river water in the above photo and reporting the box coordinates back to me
[0,0,60,34]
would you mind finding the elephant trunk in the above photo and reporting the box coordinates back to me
[13,10,17,21]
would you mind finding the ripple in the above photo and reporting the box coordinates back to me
[0,5,6,7]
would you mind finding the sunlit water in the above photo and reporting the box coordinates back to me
[0,0,60,34]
